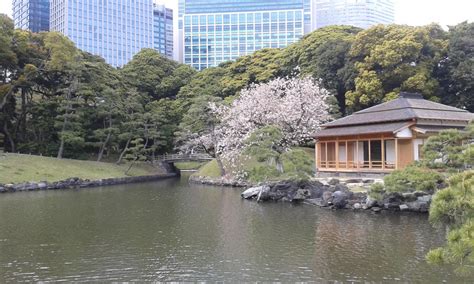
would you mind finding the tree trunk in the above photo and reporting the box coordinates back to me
[125,157,137,175]
[57,77,77,159]
[116,137,131,164]
[56,113,68,159]
[3,121,15,153]
[97,116,112,162]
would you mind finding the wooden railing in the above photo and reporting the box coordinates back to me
[319,160,396,170]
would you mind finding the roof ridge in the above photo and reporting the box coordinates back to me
[357,105,468,115]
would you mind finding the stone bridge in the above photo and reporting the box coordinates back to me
[155,153,213,174]
[156,153,213,163]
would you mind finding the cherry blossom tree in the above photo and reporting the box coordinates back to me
[213,76,332,160]
[178,76,332,175]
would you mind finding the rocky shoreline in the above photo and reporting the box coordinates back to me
[241,179,432,213]
[0,173,178,193]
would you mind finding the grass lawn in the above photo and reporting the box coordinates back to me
[0,153,165,184]
[174,161,206,170]
[192,159,222,178]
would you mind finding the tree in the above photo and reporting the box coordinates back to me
[219,48,285,97]
[177,67,227,100]
[282,25,361,115]
[422,122,474,170]
[345,24,448,112]
[426,171,474,276]
[212,76,332,162]
[442,22,474,112]
[120,49,193,100]
[43,32,85,159]
[176,95,225,175]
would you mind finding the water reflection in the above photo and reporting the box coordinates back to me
[0,175,465,282]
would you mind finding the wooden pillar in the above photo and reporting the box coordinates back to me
[395,138,399,169]
[335,140,339,170]
[315,142,319,169]
[345,141,348,169]
[381,138,385,170]
[325,142,328,169]
[356,140,360,170]
[368,139,372,169]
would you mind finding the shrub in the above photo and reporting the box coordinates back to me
[368,182,385,200]
[383,165,444,193]
[426,171,474,276]
[280,149,315,179]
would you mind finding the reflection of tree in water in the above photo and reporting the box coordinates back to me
[312,211,452,281]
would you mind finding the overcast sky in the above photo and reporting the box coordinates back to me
[1,0,473,27]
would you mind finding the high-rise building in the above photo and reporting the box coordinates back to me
[12,0,50,32]
[313,0,395,29]
[153,3,173,59]
[178,0,312,70]
[50,0,154,67]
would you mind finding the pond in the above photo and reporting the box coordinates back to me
[0,174,467,282]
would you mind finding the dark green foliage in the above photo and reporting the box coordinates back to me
[280,149,314,179]
[442,22,474,112]
[426,171,474,275]
[383,165,444,193]
[346,24,449,112]
[422,122,474,170]
[283,26,361,115]
[242,126,314,182]
[368,182,385,200]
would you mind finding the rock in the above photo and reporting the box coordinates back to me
[25,182,39,191]
[334,183,349,192]
[322,191,333,202]
[353,203,362,210]
[406,201,421,212]
[241,186,263,199]
[365,196,377,208]
[256,185,271,202]
[399,204,409,211]
[419,201,429,213]
[292,188,311,201]
[332,190,349,209]
[328,178,340,185]
[383,192,403,204]
[417,195,432,203]
[362,179,375,184]
[384,202,401,210]
[371,207,382,213]
[37,182,47,189]
[401,192,417,202]
[0,186,6,193]
[414,191,427,197]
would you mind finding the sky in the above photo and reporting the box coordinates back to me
[1,0,474,28]
[1,0,473,59]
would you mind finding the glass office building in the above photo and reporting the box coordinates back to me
[313,0,395,29]
[12,0,50,32]
[153,3,173,59]
[50,0,154,67]
[178,0,312,70]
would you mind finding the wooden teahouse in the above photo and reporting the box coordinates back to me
[314,93,474,174]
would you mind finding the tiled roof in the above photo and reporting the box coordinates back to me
[323,92,474,128]
[314,121,411,138]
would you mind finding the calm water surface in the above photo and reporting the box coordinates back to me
[0,174,468,282]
